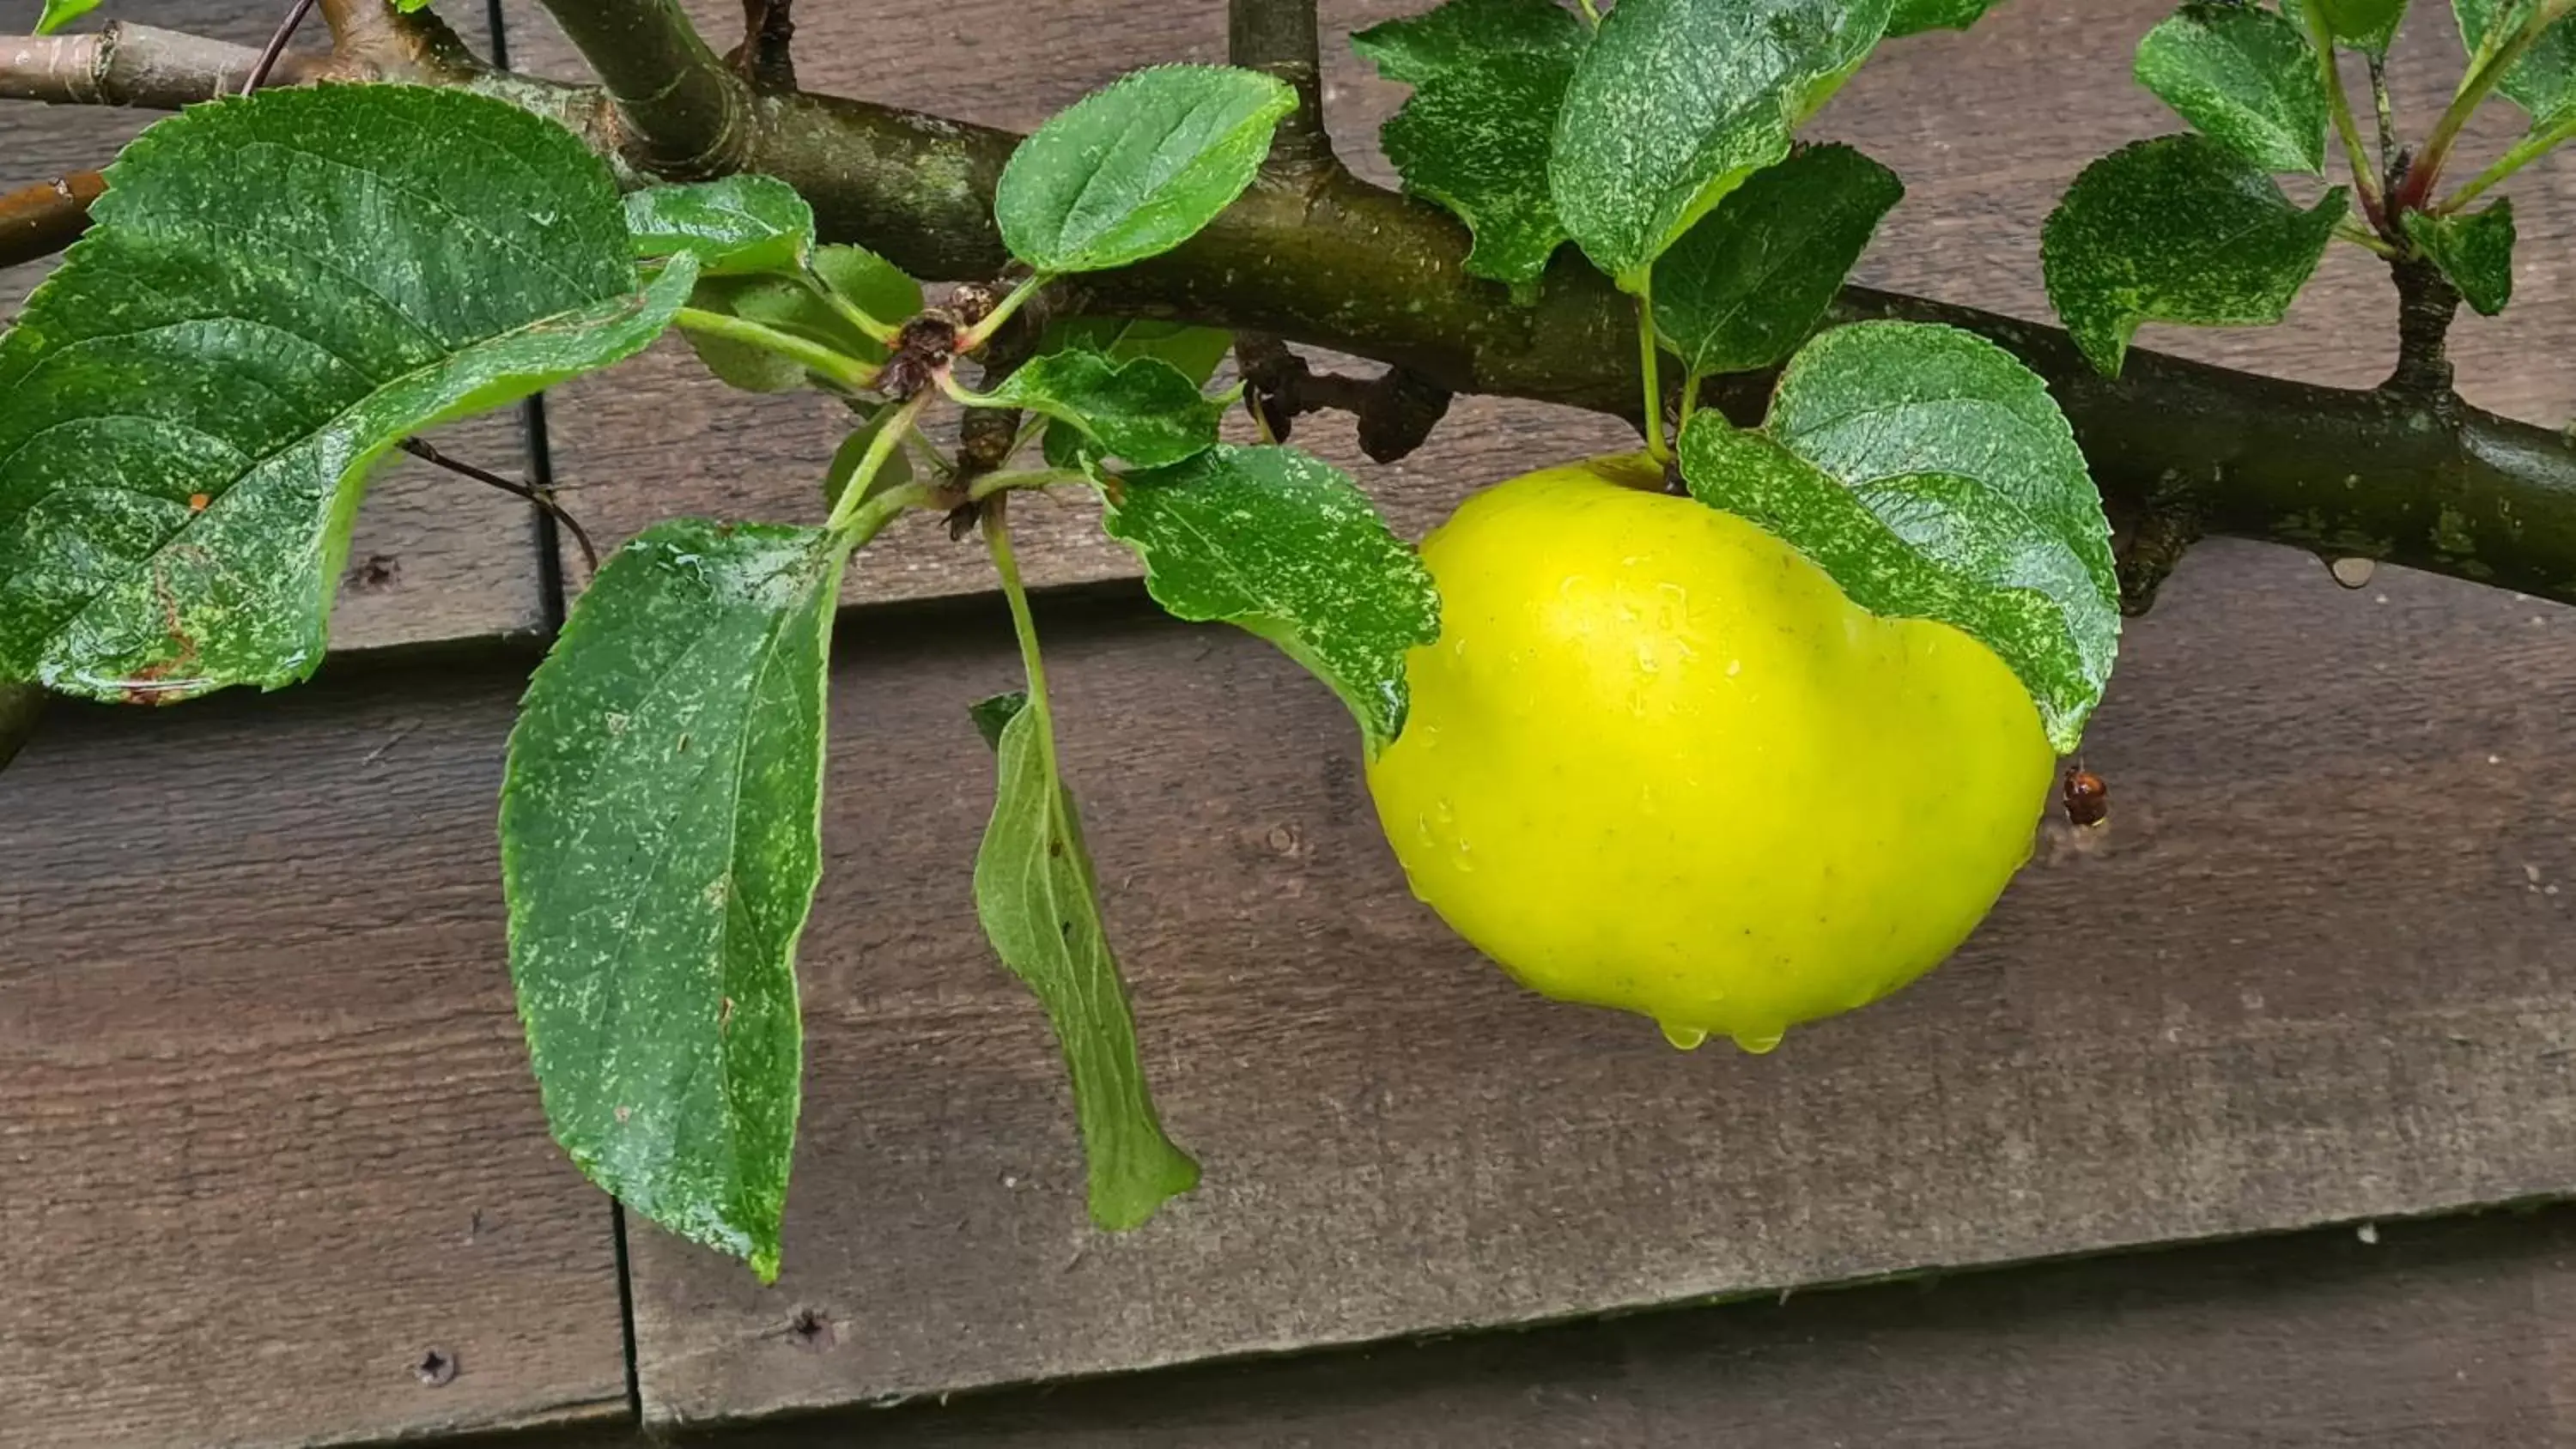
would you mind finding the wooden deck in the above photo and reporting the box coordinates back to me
[8,1,2576,1444]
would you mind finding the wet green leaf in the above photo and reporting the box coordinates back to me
[996,65,1296,274]
[680,244,919,392]
[1886,0,2011,34]
[1549,0,1893,287]
[1684,321,2119,750]
[1101,445,1442,756]
[975,349,1225,469]
[2041,133,2346,376]
[2136,2,2330,173]
[974,689,1200,1231]
[1354,0,1591,289]
[1350,0,1588,82]
[1035,318,1234,385]
[627,175,816,276]
[36,0,101,34]
[0,87,691,702]
[2300,0,2407,56]
[1650,143,1902,377]
[2404,199,2517,314]
[503,519,851,1283]
[2456,0,2576,129]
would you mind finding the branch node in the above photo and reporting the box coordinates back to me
[2385,254,2462,401]
[2108,494,2202,618]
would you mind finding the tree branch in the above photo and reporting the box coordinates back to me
[0,171,102,271]
[531,0,748,174]
[736,0,796,91]
[1228,0,1335,175]
[0,22,324,106]
[0,682,42,774]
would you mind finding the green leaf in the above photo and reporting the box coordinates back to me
[2040,133,2347,377]
[1684,321,2120,750]
[1353,0,1590,289]
[502,519,850,1283]
[36,0,101,33]
[974,691,1200,1231]
[1350,0,1589,83]
[975,349,1225,469]
[1035,317,1234,385]
[0,87,692,702]
[969,690,1029,750]
[823,406,914,510]
[1650,143,1903,377]
[680,244,920,392]
[1886,0,2011,35]
[2456,0,2576,128]
[1101,445,1442,755]
[2403,199,2517,315]
[627,175,816,276]
[995,65,1297,274]
[1549,0,1894,287]
[2301,0,2408,56]
[2135,2,2330,174]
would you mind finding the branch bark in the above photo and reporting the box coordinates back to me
[0,171,102,272]
[1228,0,1334,174]
[0,23,324,106]
[531,0,748,174]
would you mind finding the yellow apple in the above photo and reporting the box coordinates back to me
[1366,453,2057,1052]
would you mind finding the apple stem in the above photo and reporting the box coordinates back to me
[1634,290,1670,464]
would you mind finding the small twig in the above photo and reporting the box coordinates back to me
[0,171,105,271]
[0,22,325,107]
[2297,3,2387,227]
[1226,0,1336,177]
[398,436,599,573]
[242,0,318,94]
[1236,333,1453,463]
[736,0,795,90]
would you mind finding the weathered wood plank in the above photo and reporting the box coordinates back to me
[520,0,2576,603]
[0,658,630,1449]
[2,1,550,654]
[619,537,2576,1425]
[536,1206,2576,1446]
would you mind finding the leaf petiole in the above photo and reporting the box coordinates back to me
[2296,0,2385,219]
[955,274,1051,355]
[824,392,933,534]
[803,267,903,346]
[1677,367,1705,440]
[2334,219,2398,257]
[1635,288,1671,464]
[967,467,1092,503]
[2415,0,2575,204]
[2438,112,2576,214]
[1574,0,1601,27]
[674,306,879,392]
[984,496,1051,714]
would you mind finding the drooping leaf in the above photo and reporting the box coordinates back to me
[1350,0,1589,82]
[627,174,816,276]
[1650,143,1903,377]
[36,0,101,33]
[974,349,1225,469]
[969,689,1029,749]
[2403,199,2518,315]
[1035,317,1235,385]
[2298,0,2408,56]
[502,519,850,1283]
[995,65,1297,275]
[1549,0,1894,287]
[1353,0,1591,290]
[822,405,914,510]
[973,691,1200,1231]
[2041,133,2347,376]
[2136,2,2330,174]
[1100,445,1442,755]
[1684,321,2119,749]
[0,86,693,702]
[680,244,920,392]
[2456,0,2576,129]
[1886,0,2012,35]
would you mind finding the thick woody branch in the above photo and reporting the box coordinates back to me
[0,23,324,106]
[1228,0,1335,174]
[532,0,748,173]
[0,171,102,271]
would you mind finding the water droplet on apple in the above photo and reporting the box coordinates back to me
[1659,1022,1709,1051]
[1732,1028,1784,1055]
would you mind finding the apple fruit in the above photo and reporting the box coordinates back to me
[1366,453,2057,1052]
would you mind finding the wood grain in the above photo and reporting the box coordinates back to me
[621,537,2576,1425]
[0,656,629,1449]
[521,0,2576,603]
[2,1,550,655]
[522,1206,2576,1446]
